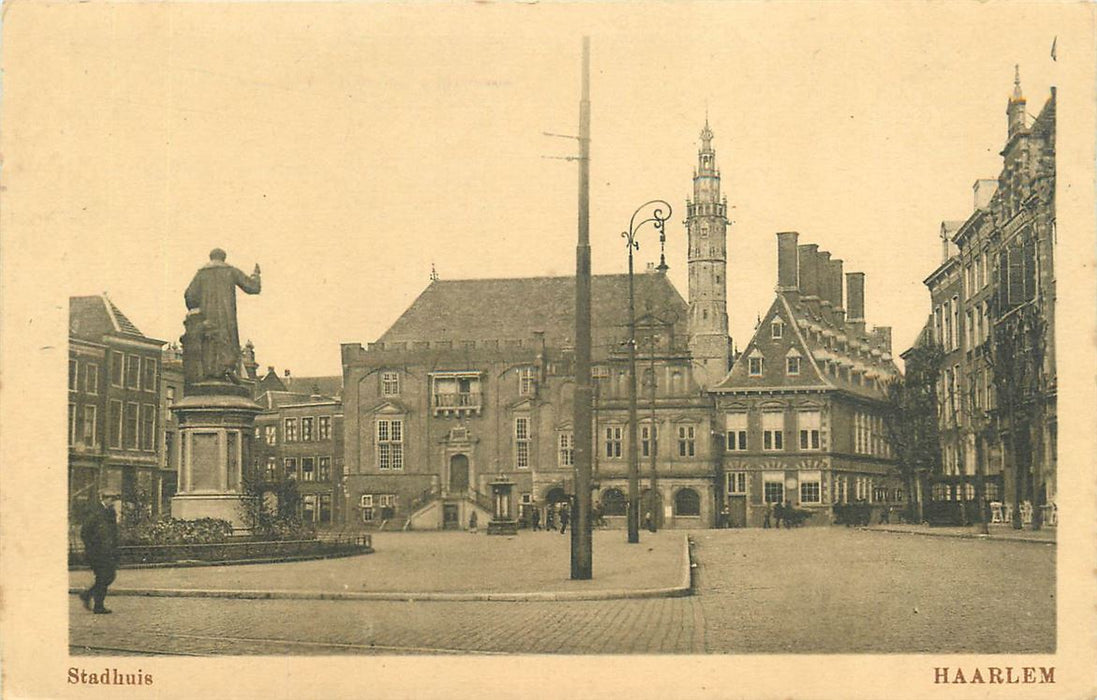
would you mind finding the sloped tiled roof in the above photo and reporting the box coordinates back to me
[69,295,160,345]
[378,273,689,358]
[284,375,342,399]
[714,293,898,400]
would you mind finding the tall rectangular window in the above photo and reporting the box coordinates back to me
[301,456,315,482]
[727,471,747,494]
[142,357,157,393]
[301,417,314,442]
[109,400,122,447]
[951,296,960,351]
[69,360,79,391]
[798,411,821,451]
[284,457,298,479]
[799,470,822,503]
[381,371,400,397]
[515,417,530,468]
[166,385,176,406]
[943,300,953,351]
[518,367,537,396]
[284,418,298,442]
[604,426,623,459]
[677,425,696,457]
[558,432,574,467]
[933,306,943,345]
[318,456,331,481]
[265,425,277,445]
[68,404,76,445]
[641,424,658,458]
[140,404,155,451]
[85,363,99,395]
[124,402,139,449]
[110,353,124,388]
[125,355,141,389]
[762,412,784,451]
[265,457,277,480]
[377,419,403,470]
[725,412,747,451]
[318,416,332,440]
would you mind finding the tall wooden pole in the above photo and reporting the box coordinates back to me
[627,248,640,544]
[571,36,593,579]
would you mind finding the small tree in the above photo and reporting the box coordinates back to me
[239,469,307,539]
[883,343,944,523]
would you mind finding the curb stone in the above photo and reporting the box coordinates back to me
[69,534,693,603]
[859,526,1055,545]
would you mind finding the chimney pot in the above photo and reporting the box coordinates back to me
[798,244,820,298]
[846,272,866,323]
[284,369,291,377]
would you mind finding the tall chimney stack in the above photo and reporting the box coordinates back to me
[816,250,832,307]
[798,244,820,299]
[776,232,800,293]
[846,272,866,334]
[829,258,844,310]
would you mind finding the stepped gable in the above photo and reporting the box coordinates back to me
[377,273,689,358]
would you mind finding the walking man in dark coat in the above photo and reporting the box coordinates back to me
[79,491,121,614]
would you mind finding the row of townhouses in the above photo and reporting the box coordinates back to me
[907,73,1056,527]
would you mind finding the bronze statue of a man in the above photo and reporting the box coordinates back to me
[183,248,261,385]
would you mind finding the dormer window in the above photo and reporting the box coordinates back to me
[748,356,763,377]
[771,320,784,339]
[786,355,801,376]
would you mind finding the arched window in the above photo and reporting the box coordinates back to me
[674,488,701,516]
[602,488,627,516]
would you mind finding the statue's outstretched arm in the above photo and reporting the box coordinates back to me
[235,265,262,295]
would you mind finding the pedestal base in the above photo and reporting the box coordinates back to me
[171,494,254,533]
[487,519,518,536]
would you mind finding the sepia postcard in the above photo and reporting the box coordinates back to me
[1,2,1095,698]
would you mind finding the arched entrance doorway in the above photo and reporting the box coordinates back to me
[640,488,665,529]
[449,454,469,492]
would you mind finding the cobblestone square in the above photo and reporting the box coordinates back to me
[69,528,1053,655]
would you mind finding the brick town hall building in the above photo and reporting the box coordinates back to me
[341,122,733,530]
[341,121,900,529]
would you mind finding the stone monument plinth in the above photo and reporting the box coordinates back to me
[170,386,260,531]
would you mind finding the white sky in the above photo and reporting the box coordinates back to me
[7,3,1069,376]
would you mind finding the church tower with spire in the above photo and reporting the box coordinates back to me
[685,119,731,388]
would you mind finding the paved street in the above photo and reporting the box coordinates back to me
[70,528,1054,655]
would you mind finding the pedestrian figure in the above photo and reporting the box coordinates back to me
[720,505,731,529]
[79,491,120,615]
[643,510,654,532]
[531,507,541,531]
[763,502,772,529]
[593,501,606,528]
[468,510,478,533]
[774,501,784,529]
[546,505,556,532]
[559,504,570,534]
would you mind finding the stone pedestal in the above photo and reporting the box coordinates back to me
[170,385,260,532]
[487,476,518,536]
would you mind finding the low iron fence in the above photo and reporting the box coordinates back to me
[69,534,372,567]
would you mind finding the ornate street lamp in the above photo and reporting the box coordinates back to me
[622,199,672,544]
